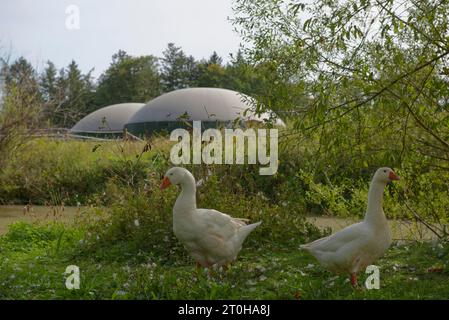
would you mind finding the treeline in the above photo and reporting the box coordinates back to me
[0,43,273,128]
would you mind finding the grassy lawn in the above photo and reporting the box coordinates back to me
[0,222,447,300]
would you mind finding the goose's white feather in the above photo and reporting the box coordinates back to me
[164,167,261,267]
[300,167,398,275]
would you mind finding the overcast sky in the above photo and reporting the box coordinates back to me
[0,0,242,79]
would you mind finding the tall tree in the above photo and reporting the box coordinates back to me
[195,52,227,88]
[160,43,198,91]
[50,60,94,127]
[39,61,58,124]
[2,57,42,127]
[3,57,42,106]
[0,57,41,165]
[233,0,449,168]
[208,51,223,65]
[95,50,161,107]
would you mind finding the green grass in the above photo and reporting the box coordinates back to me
[0,222,448,300]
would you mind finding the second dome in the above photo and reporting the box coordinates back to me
[125,87,284,135]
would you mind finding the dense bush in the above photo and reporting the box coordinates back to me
[0,138,170,206]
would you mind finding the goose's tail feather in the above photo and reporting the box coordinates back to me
[300,236,329,253]
[236,221,262,246]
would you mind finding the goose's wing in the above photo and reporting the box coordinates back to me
[196,208,245,239]
[191,209,247,260]
[302,222,368,253]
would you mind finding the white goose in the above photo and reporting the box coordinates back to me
[300,167,400,286]
[160,167,262,268]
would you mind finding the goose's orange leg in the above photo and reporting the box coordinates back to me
[351,273,358,287]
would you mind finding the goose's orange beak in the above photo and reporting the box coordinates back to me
[160,176,171,190]
[389,171,400,181]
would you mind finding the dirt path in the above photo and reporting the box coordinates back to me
[0,205,80,235]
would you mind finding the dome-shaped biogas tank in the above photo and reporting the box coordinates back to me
[125,87,285,135]
[71,103,144,136]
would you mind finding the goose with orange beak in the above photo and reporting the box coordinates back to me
[160,167,261,270]
[300,167,400,287]
[160,176,171,190]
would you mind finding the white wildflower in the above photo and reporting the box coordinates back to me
[196,179,204,187]
[246,280,257,286]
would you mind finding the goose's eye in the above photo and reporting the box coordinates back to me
[170,173,174,176]
[383,170,387,173]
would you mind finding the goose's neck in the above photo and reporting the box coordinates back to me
[174,176,197,213]
[364,180,387,224]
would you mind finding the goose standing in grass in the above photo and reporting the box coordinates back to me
[160,167,262,269]
[300,167,400,287]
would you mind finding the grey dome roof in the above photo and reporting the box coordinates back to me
[125,88,285,126]
[71,103,145,133]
